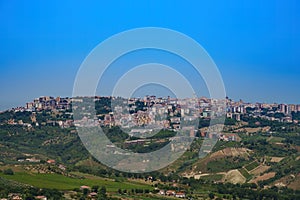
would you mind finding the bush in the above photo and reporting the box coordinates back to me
[3,168,14,175]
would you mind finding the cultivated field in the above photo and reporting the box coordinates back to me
[0,172,152,191]
[250,172,276,184]
[223,169,246,184]
[245,161,260,171]
[210,147,251,159]
[250,165,270,176]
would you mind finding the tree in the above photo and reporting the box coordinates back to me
[100,186,106,193]
[92,185,99,193]
[98,186,107,200]
[25,196,35,200]
[118,188,122,194]
[82,188,89,196]
[209,192,215,199]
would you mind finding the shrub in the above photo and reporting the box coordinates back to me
[3,168,14,175]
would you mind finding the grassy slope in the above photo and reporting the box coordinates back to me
[0,172,152,191]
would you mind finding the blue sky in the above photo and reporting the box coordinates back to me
[0,0,299,110]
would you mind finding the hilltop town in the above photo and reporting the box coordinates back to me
[0,96,299,199]
[7,95,300,129]
[5,95,300,146]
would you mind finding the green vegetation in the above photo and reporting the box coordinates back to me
[268,136,284,143]
[0,172,152,191]
[260,155,300,187]
[149,130,176,139]
[241,115,285,128]
[212,140,241,152]
[0,109,300,198]
[207,157,249,173]
[0,125,88,164]
[241,134,297,157]
[0,176,63,199]
[292,111,300,120]
[3,168,14,175]
[200,174,223,182]
[95,97,112,115]
[0,111,32,124]
[183,179,300,199]
[244,161,259,171]
[102,127,176,153]
[224,118,236,126]
[239,168,252,181]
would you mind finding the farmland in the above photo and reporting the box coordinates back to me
[0,172,152,191]
[244,161,260,171]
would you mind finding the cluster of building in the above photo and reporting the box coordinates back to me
[79,186,98,199]
[25,96,71,111]
[5,114,74,129]
[225,97,300,123]
[159,189,186,198]
[0,194,47,200]
[5,95,300,133]
[74,95,226,129]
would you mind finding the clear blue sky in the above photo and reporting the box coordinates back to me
[0,0,299,110]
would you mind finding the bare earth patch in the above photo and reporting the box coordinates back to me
[294,146,300,152]
[275,173,300,190]
[270,157,284,163]
[287,173,300,190]
[193,172,226,180]
[210,147,251,160]
[223,169,246,184]
[250,172,276,184]
[235,127,261,133]
[250,165,270,176]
